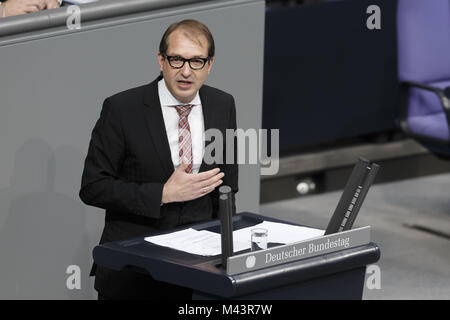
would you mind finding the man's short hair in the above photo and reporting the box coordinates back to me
[159,19,215,58]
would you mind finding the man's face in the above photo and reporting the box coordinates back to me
[158,28,214,104]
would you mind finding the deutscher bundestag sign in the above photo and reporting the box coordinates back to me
[226,226,371,275]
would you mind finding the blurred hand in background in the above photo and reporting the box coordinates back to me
[1,0,60,17]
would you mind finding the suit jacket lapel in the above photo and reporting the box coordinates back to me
[199,86,216,173]
[142,77,175,178]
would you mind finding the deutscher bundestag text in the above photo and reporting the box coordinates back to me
[265,237,350,263]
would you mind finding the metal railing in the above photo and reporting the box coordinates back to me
[0,0,211,37]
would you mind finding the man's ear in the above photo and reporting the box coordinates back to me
[157,52,164,72]
[207,57,215,74]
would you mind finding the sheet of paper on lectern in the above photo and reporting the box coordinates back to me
[145,228,249,256]
[248,221,325,244]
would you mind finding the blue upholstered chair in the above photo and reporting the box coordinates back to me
[397,0,450,156]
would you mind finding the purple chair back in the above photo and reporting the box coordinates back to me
[397,0,450,141]
[397,0,450,83]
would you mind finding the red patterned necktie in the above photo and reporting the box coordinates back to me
[173,104,194,173]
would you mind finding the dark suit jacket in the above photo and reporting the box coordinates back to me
[79,76,238,299]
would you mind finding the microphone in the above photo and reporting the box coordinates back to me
[218,185,234,268]
[325,158,380,235]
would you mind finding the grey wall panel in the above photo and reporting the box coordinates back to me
[0,0,264,299]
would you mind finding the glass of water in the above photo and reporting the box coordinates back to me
[251,228,268,251]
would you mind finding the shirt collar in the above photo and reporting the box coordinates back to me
[158,78,201,107]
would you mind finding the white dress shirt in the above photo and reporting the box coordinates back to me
[158,79,205,174]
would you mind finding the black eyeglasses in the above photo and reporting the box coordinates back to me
[163,54,210,70]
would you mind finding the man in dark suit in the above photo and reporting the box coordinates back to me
[79,19,238,300]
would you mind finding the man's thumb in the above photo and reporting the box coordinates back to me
[177,161,188,171]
